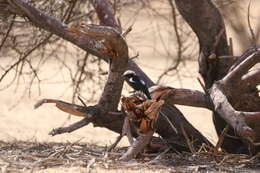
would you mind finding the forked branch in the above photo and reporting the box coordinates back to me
[241,69,260,89]
[223,48,260,86]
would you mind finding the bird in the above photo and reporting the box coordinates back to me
[123,70,151,99]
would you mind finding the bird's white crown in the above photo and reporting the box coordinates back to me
[123,70,136,76]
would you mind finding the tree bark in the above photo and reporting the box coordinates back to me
[175,0,260,153]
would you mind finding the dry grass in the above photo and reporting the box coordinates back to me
[0,140,259,173]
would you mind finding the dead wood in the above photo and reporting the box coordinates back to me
[241,69,260,90]
[149,48,260,153]
[174,0,260,154]
[3,0,260,157]
[119,130,154,161]
[4,0,209,155]
[118,95,162,161]
[175,0,229,88]
[149,86,213,110]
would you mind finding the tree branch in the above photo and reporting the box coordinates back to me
[89,0,154,87]
[90,0,120,31]
[49,116,93,136]
[175,0,229,88]
[119,130,153,161]
[241,69,260,89]
[150,86,213,110]
[223,48,260,86]
[209,83,255,140]
[6,0,109,60]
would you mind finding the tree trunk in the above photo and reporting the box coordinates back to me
[1,0,259,155]
[175,0,260,153]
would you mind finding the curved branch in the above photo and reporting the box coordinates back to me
[150,86,213,110]
[90,0,120,31]
[175,0,229,88]
[89,0,154,87]
[67,24,129,110]
[241,69,260,89]
[223,48,260,85]
[209,83,257,140]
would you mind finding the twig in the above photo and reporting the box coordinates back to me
[214,125,229,154]
[0,14,16,51]
[129,52,139,60]
[247,0,256,46]
[223,49,260,84]
[212,28,225,53]
[119,130,154,161]
[63,0,78,24]
[197,77,207,93]
[229,37,233,56]
[0,33,52,83]
[72,53,89,103]
[107,116,133,152]
[107,135,123,152]
[78,96,87,107]
[86,158,96,173]
[148,147,171,164]
[181,124,195,154]
[122,117,134,145]
[49,116,93,136]
[122,25,132,37]
[159,108,178,134]
[156,0,183,84]
[30,157,57,173]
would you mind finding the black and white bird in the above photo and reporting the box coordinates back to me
[123,70,151,99]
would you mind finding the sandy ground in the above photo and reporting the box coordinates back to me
[0,1,260,172]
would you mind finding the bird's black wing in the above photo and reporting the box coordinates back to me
[141,83,151,99]
[127,76,151,99]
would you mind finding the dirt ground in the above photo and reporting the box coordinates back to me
[0,141,259,173]
[1,0,260,172]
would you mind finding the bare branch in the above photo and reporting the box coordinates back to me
[247,0,256,45]
[0,33,52,83]
[89,0,154,87]
[175,0,229,88]
[150,86,213,110]
[241,69,260,89]
[90,0,120,31]
[0,14,15,51]
[209,83,255,140]
[6,0,109,61]
[223,49,260,85]
[156,0,183,83]
[119,130,154,161]
[49,116,93,136]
